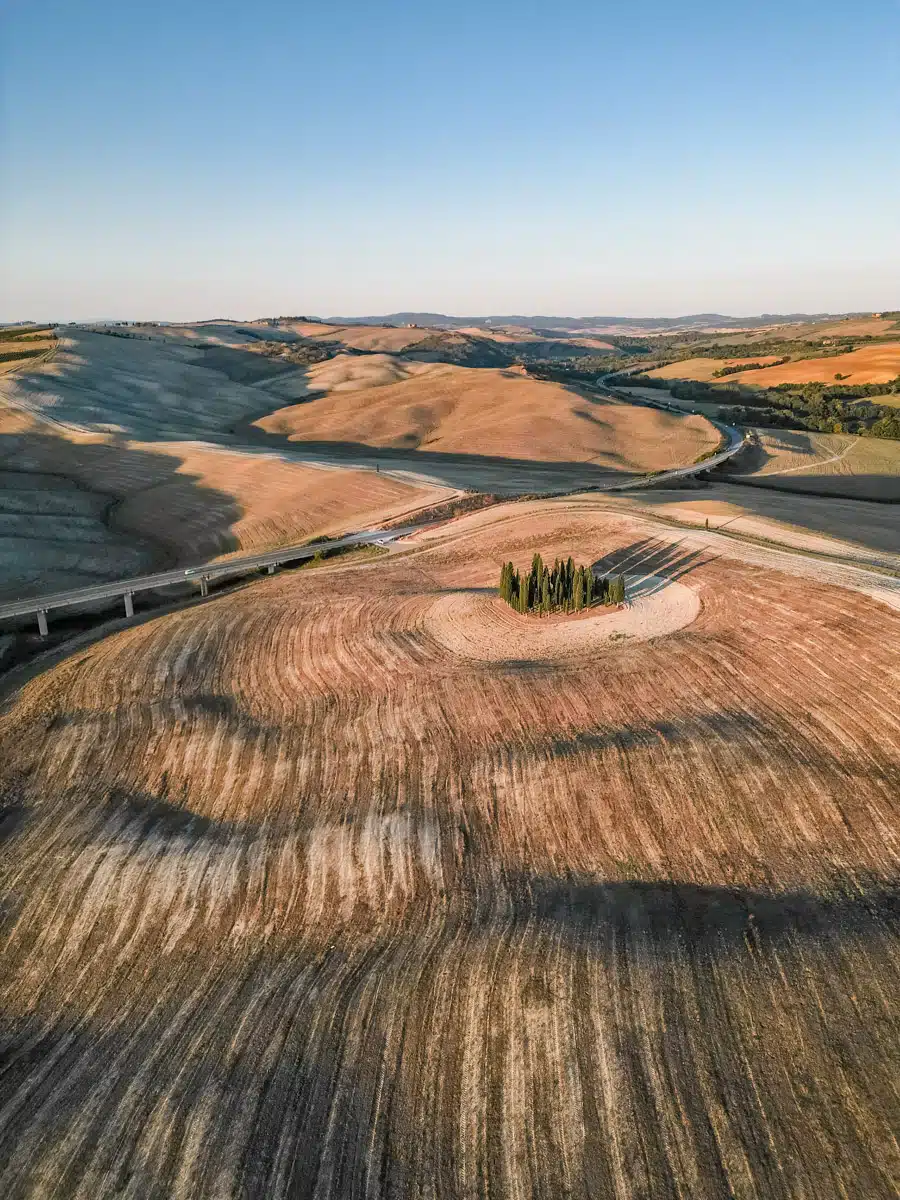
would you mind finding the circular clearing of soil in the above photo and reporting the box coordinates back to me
[423,574,700,662]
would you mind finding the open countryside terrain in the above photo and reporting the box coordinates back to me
[254,355,718,468]
[1,496,898,1197]
[0,327,722,601]
[0,331,456,599]
[718,429,900,501]
[646,343,900,388]
[612,384,900,502]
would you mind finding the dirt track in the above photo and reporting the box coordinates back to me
[1,501,898,1197]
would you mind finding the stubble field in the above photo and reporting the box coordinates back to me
[255,357,718,469]
[646,343,900,388]
[1,500,898,1198]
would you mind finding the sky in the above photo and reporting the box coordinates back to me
[2,0,898,321]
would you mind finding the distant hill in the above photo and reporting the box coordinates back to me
[323,312,870,334]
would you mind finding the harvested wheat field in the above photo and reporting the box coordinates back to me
[255,355,719,470]
[1,498,898,1198]
[645,356,784,383]
[722,428,900,501]
[648,345,900,388]
[0,402,446,601]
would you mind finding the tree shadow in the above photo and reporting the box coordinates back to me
[590,537,716,596]
[499,872,900,953]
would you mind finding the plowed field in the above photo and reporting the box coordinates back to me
[1,501,898,1197]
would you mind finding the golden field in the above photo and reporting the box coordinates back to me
[1,498,898,1197]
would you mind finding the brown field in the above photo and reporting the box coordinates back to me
[0,380,447,601]
[722,428,900,501]
[734,343,900,387]
[256,357,719,470]
[648,344,900,388]
[646,356,783,383]
[1,498,898,1197]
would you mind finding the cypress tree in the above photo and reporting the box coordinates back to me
[585,567,594,608]
[530,553,543,600]
[574,566,585,611]
[541,567,551,614]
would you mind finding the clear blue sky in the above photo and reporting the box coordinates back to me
[2,0,898,321]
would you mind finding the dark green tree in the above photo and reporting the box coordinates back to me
[573,566,585,611]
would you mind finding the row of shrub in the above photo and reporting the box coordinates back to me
[499,554,626,615]
[711,356,789,377]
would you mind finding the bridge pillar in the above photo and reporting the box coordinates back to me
[267,564,276,574]
[37,609,48,637]
[124,591,134,618]
[200,577,209,597]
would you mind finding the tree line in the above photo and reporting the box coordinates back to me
[610,372,900,439]
[499,554,626,615]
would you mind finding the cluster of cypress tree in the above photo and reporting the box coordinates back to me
[498,554,625,615]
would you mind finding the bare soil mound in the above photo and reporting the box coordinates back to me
[424,575,699,661]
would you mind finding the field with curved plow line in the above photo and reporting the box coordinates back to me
[1,501,898,1198]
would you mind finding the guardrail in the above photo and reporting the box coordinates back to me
[0,528,414,636]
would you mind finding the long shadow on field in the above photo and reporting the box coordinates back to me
[0,428,243,608]
[233,433,629,493]
[515,703,900,792]
[498,872,900,954]
[591,537,717,585]
[48,694,280,742]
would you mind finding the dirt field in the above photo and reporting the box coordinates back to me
[255,357,719,470]
[1,499,898,1197]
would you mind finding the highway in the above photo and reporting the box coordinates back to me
[0,527,420,629]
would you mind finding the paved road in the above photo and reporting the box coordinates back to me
[0,527,420,624]
[589,375,746,490]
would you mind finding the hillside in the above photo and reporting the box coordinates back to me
[1,497,897,1196]
[254,355,719,471]
[0,334,449,600]
[646,342,900,387]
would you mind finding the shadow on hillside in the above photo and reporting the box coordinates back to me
[714,470,900,505]
[496,872,900,952]
[0,428,243,604]
[225,431,629,493]
[5,332,654,492]
[623,476,900,555]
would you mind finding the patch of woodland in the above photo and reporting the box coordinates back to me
[614,373,900,439]
[499,553,626,615]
